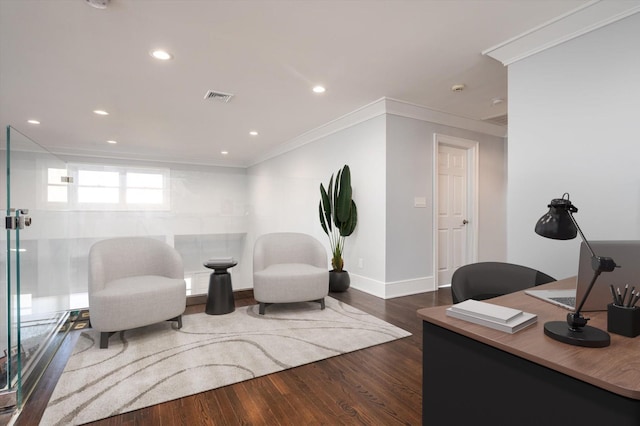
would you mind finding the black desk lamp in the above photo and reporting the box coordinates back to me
[535,193,616,348]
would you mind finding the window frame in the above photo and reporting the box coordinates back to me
[45,163,171,211]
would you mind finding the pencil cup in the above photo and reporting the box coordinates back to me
[607,303,640,338]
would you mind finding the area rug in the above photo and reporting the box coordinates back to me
[39,297,411,425]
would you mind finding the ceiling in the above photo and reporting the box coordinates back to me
[0,0,588,167]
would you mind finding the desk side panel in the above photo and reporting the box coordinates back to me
[422,321,640,425]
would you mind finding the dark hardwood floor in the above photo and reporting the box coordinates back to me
[16,288,452,425]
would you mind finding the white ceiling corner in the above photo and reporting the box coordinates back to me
[483,0,640,66]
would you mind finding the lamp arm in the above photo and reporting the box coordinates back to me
[565,211,617,329]
[567,212,596,258]
[567,210,617,273]
[572,269,601,321]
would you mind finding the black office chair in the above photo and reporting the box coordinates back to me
[450,262,555,304]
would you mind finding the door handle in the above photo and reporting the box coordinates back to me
[462,219,469,225]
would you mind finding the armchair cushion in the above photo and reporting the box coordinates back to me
[254,263,328,303]
[90,275,186,332]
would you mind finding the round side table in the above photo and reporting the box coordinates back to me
[204,259,238,315]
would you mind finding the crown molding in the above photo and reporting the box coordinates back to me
[384,98,506,137]
[483,0,640,66]
[250,97,506,166]
[249,98,387,166]
[50,146,245,169]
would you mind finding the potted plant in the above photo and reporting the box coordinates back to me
[319,164,358,292]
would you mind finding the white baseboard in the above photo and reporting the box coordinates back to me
[246,273,437,300]
[349,273,436,299]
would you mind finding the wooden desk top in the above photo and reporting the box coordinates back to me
[417,278,640,400]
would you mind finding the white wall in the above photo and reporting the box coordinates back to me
[248,115,388,295]
[385,114,507,295]
[385,115,434,286]
[507,13,640,279]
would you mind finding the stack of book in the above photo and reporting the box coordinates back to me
[446,299,537,333]
[203,257,237,268]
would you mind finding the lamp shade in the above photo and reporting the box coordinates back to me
[534,197,578,240]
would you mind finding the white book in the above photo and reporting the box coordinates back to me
[449,299,523,324]
[446,307,537,334]
[203,257,237,268]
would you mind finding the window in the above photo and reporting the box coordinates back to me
[47,168,69,203]
[46,164,170,211]
[126,172,164,205]
[78,170,119,204]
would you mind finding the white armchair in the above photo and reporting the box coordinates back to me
[253,232,329,315]
[88,237,186,348]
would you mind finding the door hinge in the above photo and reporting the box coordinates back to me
[5,216,16,230]
[5,209,32,230]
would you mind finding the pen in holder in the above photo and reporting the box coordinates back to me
[607,303,640,338]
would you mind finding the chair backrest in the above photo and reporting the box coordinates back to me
[89,237,184,292]
[253,232,327,272]
[450,262,555,304]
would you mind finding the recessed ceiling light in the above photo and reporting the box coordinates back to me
[451,84,466,92]
[150,49,172,60]
[93,110,109,116]
[107,140,117,144]
[27,119,40,125]
[249,131,258,136]
[221,151,229,155]
[491,97,504,106]
[312,85,326,94]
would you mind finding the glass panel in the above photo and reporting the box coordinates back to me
[47,186,68,203]
[76,170,119,205]
[1,126,70,408]
[126,188,163,204]
[47,168,67,184]
[174,233,246,296]
[0,131,7,395]
[78,187,119,204]
[78,170,119,187]
[0,129,252,410]
[127,172,163,188]
[126,172,164,205]
[47,168,69,203]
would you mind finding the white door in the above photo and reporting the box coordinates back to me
[437,145,468,285]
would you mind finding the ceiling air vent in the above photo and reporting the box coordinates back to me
[483,114,508,126]
[204,90,234,103]
[85,0,110,9]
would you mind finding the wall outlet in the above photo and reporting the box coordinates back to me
[358,258,364,269]
[414,196,427,208]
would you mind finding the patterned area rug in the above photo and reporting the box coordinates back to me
[40,297,411,425]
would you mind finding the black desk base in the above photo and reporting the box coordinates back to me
[205,270,235,315]
[422,321,640,425]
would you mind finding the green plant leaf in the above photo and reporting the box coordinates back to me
[318,202,329,235]
[320,183,332,232]
[332,170,340,227]
[336,165,352,223]
[340,200,358,236]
